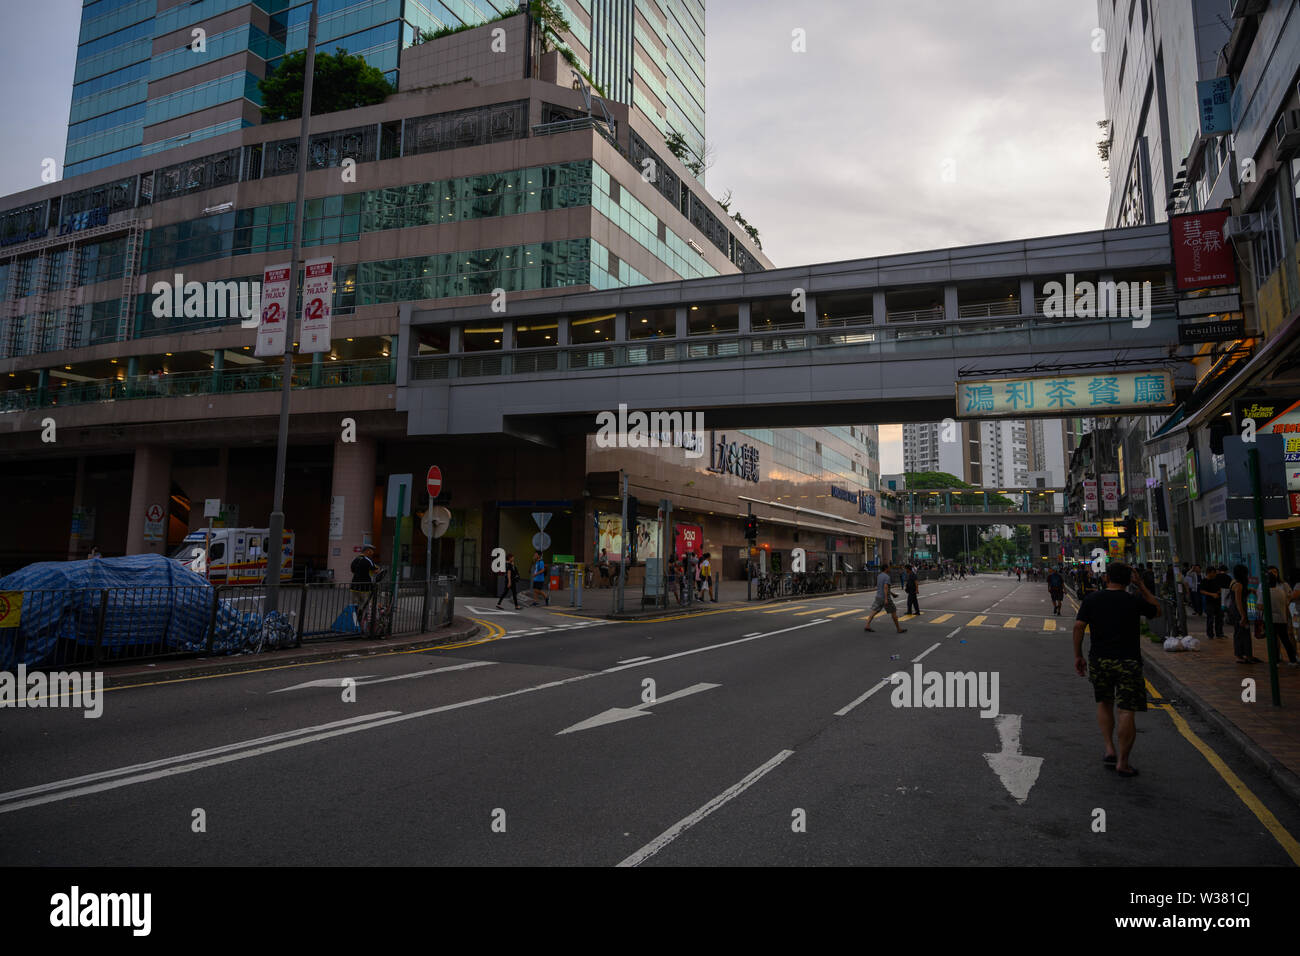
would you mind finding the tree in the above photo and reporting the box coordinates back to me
[259,48,395,123]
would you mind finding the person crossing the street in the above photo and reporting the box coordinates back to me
[864,562,907,634]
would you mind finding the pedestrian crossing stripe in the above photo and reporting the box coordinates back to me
[764,605,805,613]
[1043,619,1056,631]
[793,607,834,616]
[931,613,953,624]
[968,615,987,626]
[826,609,859,618]
[898,614,917,621]
[1003,617,1020,628]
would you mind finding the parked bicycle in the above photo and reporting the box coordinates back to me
[358,569,394,638]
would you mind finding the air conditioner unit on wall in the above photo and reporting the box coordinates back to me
[1231,0,1268,18]
[1276,110,1300,154]
[1223,213,1264,240]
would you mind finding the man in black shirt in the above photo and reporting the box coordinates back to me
[350,545,378,596]
[1200,564,1230,639]
[904,565,920,616]
[1073,562,1160,777]
[1046,566,1065,615]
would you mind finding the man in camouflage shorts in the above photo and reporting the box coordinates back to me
[1072,562,1160,778]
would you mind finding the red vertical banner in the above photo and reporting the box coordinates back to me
[1170,210,1236,291]
[299,257,334,354]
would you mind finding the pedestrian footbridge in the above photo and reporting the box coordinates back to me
[397,224,1191,436]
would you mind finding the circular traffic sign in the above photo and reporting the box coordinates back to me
[146,504,164,522]
[427,465,442,498]
[532,532,551,551]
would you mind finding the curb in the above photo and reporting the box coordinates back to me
[101,618,482,688]
[1140,646,1300,809]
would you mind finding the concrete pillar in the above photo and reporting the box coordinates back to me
[500,320,514,350]
[804,293,818,331]
[311,351,323,387]
[66,456,86,560]
[326,435,377,582]
[556,317,570,346]
[943,285,958,321]
[212,348,225,391]
[614,310,628,341]
[675,306,688,339]
[126,445,172,555]
[737,302,750,334]
[872,291,886,325]
[1019,278,1035,315]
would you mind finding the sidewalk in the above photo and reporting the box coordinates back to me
[1140,620,1300,805]
[96,616,482,688]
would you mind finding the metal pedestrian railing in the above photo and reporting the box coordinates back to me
[0,578,458,671]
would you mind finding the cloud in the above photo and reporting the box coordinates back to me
[706,0,1110,266]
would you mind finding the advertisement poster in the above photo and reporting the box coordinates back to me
[1101,473,1119,512]
[299,257,333,354]
[1083,480,1098,509]
[635,516,661,561]
[255,262,292,357]
[598,514,623,563]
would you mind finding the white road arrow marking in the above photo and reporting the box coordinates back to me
[982,713,1043,805]
[557,682,720,735]
[270,677,378,693]
[270,661,492,693]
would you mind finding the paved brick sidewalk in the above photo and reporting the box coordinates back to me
[1141,622,1300,803]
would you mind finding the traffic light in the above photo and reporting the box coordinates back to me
[1119,517,1137,538]
[744,515,758,541]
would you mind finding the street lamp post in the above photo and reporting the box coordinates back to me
[266,0,320,612]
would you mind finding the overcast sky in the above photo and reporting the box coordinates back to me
[0,0,1111,474]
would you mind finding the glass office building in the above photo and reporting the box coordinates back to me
[67,0,708,181]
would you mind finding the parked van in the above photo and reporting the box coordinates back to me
[170,528,294,583]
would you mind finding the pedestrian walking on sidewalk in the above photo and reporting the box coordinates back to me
[1201,565,1228,638]
[904,564,920,616]
[699,552,714,602]
[1266,567,1298,665]
[1229,564,1259,664]
[1072,562,1161,778]
[1185,564,1202,616]
[864,562,907,634]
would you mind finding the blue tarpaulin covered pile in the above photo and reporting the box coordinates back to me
[0,554,291,668]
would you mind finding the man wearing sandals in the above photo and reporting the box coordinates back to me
[1072,562,1160,778]
[864,561,907,634]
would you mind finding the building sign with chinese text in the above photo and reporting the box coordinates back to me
[708,434,760,482]
[957,369,1174,419]
[1170,210,1236,291]
[1197,76,1233,136]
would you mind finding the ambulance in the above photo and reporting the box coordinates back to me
[171,528,295,583]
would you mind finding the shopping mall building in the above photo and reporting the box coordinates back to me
[0,10,897,585]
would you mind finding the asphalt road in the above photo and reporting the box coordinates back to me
[3,573,1298,866]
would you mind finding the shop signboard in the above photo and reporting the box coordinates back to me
[1170,210,1236,291]
[674,523,703,556]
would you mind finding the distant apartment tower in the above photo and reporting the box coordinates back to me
[902,421,976,483]
[67,0,708,181]
[1096,0,1231,226]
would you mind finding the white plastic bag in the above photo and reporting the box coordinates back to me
[1180,635,1200,651]
[1163,636,1184,652]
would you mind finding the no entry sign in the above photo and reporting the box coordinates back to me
[427,465,442,498]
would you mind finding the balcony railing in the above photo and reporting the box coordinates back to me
[408,307,1180,382]
[1,358,393,412]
